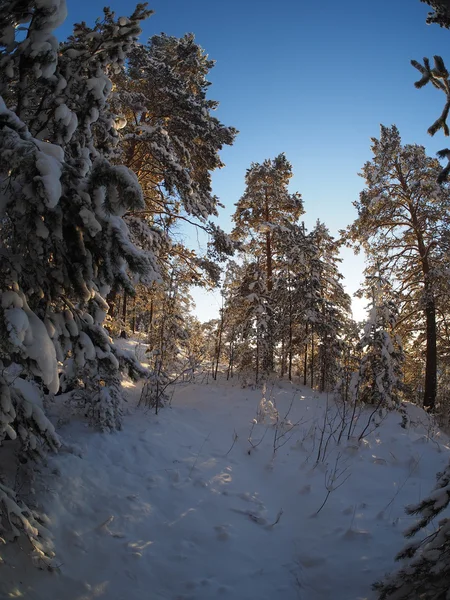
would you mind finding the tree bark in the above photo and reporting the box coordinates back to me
[398,169,437,410]
[424,286,437,409]
[303,323,308,386]
[214,307,224,380]
[120,291,128,338]
[131,295,136,333]
[264,188,274,372]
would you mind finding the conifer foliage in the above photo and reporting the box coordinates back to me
[0,0,153,434]
[0,0,157,559]
[232,154,303,376]
[346,125,450,410]
[224,156,351,387]
[374,460,450,599]
[353,278,404,410]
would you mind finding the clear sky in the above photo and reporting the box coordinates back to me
[60,0,450,322]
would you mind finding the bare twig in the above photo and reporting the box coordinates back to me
[224,429,238,457]
[188,432,211,478]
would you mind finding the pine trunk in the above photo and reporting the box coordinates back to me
[424,291,437,410]
[288,313,293,382]
[288,277,293,381]
[404,184,437,411]
[214,309,224,380]
[131,295,136,333]
[256,332,260,385]
[303,323,308,386]
[120,291,128,338]
[264,189,274,372]
[107,286,118,318]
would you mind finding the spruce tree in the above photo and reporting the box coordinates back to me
[354,278,404,410]
[0,0,153,560]
[374,460,450,599]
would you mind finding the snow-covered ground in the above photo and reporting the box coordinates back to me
[1,344,449,600]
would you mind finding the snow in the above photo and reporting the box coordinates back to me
[5,294,60,394]
[86,76,111,102]
[1,341,449,599]
[34,140,63,208]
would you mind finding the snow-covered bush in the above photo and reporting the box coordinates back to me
[256,384,279,424]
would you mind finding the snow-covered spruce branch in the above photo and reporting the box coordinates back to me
[373,461,450,599]
[0,482,55,568]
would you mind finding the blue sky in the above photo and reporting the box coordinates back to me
[61,0,450,321]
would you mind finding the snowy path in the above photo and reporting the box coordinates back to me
[1,377,449,600]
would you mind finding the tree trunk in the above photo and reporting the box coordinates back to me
[131,295,136,333]
[147,296,154,342]
[416,234,437,411]
[256,329,260,385]
[424,290,437,410]
[264,189,274,372]
[288,314,293,382]
[303,323,308,386]
[227,342,234,381]
[120,291,128,338]
[404,189,437,410]
[214,308,224,380]
[107,286,118,318]
[288,275,293,381]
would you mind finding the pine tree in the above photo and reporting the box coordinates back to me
[109,32,237,289]
[421,0,450,27]
[410,3,450,181]
[232,154,303,373]
[345,125,450,410]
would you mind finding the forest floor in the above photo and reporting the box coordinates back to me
[1,340,449,600]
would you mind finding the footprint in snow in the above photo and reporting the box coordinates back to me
[298,555,326,568]
[214,524,233,541]
[230,508,268,525]
[193,478,208,488]
[168,469,180,483]
[342,527,372,541]
[238,491,265,509]
[96,515,126,538]
[65,529,87,552]
[125,569,137,580]
[218,585,232,595]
